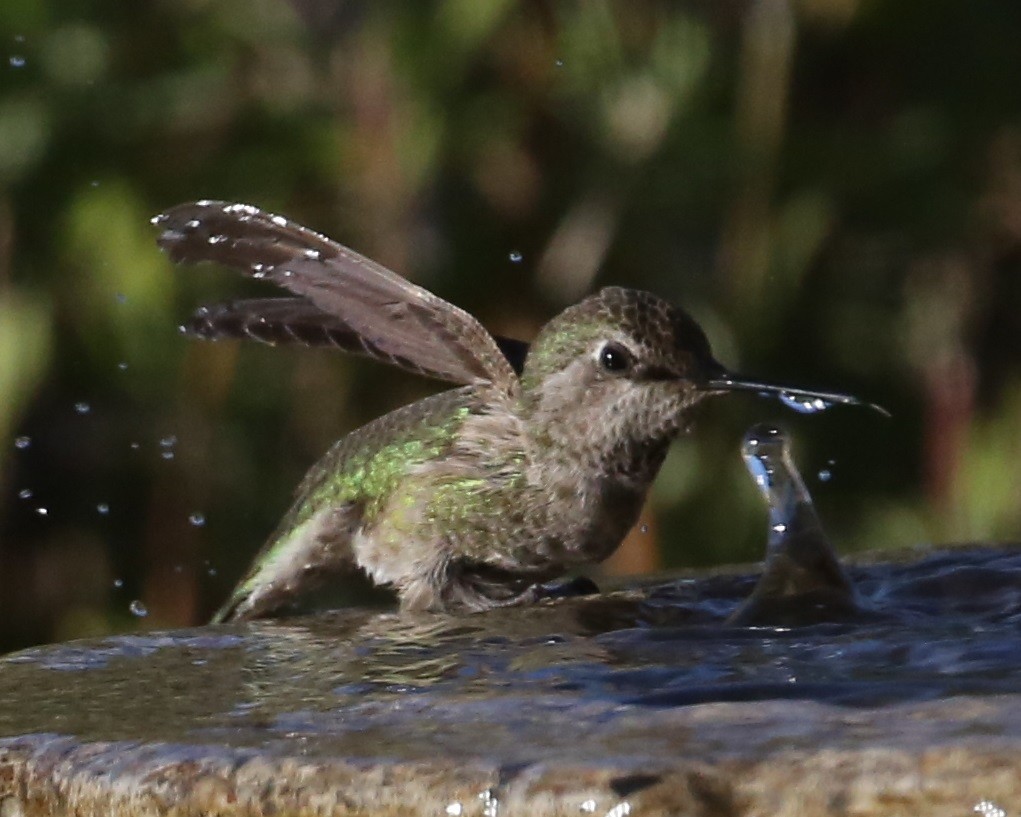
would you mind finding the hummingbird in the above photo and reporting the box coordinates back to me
[153,200,883,622]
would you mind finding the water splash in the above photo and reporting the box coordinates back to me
[730,423,856,624]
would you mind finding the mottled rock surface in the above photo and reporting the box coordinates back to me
[2,545,1021,816]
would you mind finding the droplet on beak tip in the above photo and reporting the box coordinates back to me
[707,372,890,417]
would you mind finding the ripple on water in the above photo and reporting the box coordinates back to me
[1,546,1020,762]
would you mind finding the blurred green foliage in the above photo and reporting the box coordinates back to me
[1,0,1020,651]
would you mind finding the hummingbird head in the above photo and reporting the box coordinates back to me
[520,287,724,467]
[520,287,884,475]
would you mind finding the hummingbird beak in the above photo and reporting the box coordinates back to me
[704,365,890,417]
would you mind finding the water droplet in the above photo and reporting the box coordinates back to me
[35,507,48,516]
[9,55,25,68]
[129,442,140,450]
[224,203,259,216]
[117,361,129,371]
[771,523,787,534]
[207,567,217,577]
[18,488,32,500]
[13,436,30,450]
[303,248,321,260]
[605,801,632,817]
[159,435,177,448]
[508,251,523,263]
[113,578,123,589]
[129,599,148,618]
[188,512,205,527]
[90,180,100,188]
[975,800,1007,817]
[817,468,832,482]
[96,503,110,515]
[640,524,649,534]
[555,59,564,68]
[160,451,174,460]
[478,790,499,817]
[446,804,463,816]
[207,234,228,245]
[74,402,90,415]
[778,392,830,414]
[185,219,200,228]
[14,35,25,43]
[115,292,127,304]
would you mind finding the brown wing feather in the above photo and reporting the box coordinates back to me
[186,297,531,376]
[155,201,518,394]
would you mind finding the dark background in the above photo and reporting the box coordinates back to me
[1,0,1019,652]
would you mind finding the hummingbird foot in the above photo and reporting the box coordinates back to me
[475,575,600,604]
[433,563,601,612]
[529,576,601,602]
[455,575,600,611]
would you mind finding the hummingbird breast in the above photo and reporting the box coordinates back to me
[351,385,659,609]
[438,410,661,577]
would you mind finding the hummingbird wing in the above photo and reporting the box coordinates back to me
[184,296,531,376]
[212,500,363,623]
[155,201,519,394]
[212,386,480,622]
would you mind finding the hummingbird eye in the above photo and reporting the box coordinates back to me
[597,342,633,373]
